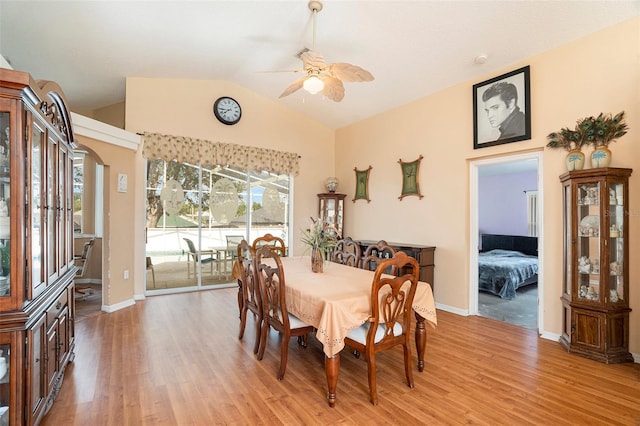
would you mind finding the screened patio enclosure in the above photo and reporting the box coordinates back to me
[145,159,291,293]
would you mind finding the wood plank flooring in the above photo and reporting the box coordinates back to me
[42,287,640,425]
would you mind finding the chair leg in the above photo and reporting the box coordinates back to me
[278,331,291,380]
[297,334,308,348]
[237,283,243,318]
[253,317,262,355]
[257,322,269,361]
[366,353,379,406]
[238,305,248,340]
[403,343,414,388]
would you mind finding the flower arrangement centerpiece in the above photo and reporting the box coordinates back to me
[300,217,338,273]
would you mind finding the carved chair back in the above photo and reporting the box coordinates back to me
[252,233,286,257]
[331,236,362,267]
[361,240,397,274]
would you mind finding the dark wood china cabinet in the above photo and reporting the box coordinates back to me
[0,68,76,424]
[559,167,633,363]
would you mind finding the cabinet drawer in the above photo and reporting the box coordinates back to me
[46,291,68,327]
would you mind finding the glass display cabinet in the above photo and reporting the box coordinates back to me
[318,193,346,239]
[559,167,633,364]
[0,68,77,424]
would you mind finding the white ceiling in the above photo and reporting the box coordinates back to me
[1,1,638,129]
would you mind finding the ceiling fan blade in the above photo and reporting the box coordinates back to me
[279,76,306,98]
[327,63,374,82]
[300,50,327,70]
[322,76,345,102]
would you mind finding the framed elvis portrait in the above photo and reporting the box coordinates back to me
[353,166,372,203]
[398,155,424,200]
[473,65,531,149]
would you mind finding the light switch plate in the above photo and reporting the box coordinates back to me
[117,173,128,193]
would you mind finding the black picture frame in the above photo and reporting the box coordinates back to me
[473,65,531,149]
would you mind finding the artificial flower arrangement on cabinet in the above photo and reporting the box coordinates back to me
[546,111,628,171]
[300,217,338,273]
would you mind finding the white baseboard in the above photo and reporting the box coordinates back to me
[539,331,561,341]
[75,278,102,285]
[435,302,469,316]
[102,298,135,313]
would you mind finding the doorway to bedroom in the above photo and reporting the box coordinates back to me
[469,151,543,331]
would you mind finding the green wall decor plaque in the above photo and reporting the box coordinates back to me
[353,165,372,203]
[398,155,424,200]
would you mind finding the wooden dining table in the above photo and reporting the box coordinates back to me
[278,256,437,407]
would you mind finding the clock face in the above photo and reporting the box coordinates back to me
[213,97,242,125]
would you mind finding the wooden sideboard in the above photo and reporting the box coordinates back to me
[355,240,436,290]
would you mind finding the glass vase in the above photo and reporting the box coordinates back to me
[311,247,323,273]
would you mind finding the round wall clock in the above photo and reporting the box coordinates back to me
[213,96,242,125]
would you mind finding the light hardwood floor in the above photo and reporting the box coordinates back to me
[42,287,640,425]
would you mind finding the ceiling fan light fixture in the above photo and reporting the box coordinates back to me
[277,0,372,102]
[303,75,324,94]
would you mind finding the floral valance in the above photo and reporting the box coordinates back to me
[142,132,300,176]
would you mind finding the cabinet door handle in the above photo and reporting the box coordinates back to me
[56,302,62,310]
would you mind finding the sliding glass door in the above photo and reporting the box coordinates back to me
[145,160,291,293]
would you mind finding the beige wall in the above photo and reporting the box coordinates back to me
[336,17,640,353]
[93,101,125,129]
[124,78,335,254]
[74,134,137,307]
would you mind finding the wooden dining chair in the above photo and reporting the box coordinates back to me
[361,240,397,274]
[344,251,420,405]
[237,240,263,355]
[331,236,361,267]
[255,245,314,380]
[252,233,286,257]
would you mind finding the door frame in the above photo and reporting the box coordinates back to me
[468,150,545,332]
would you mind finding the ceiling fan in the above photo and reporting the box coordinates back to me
[279,0,374,102]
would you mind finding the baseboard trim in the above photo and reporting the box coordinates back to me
[75,278,102,285]
[539,331,561,341]
[435,303,469,316]
[102,298,135,313]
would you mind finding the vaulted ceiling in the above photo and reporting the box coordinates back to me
[1,1,637,129]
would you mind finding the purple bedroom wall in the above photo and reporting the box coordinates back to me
[479,170,537,238]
